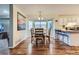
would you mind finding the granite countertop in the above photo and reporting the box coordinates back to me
[55,29,79,33]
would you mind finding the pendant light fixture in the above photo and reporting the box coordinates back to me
[38,11,43,20]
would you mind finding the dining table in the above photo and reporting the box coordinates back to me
[31,28,50,44]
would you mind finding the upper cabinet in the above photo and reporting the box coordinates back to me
[0,4,10,18]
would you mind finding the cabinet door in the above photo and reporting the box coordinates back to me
[66,33,70,45]
[64,36,68,44]
[64,35,71,45]
[67,37,71,45]
[59,35,63,41]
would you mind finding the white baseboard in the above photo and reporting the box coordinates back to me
[9,39,25,48]
[9,36,30,48]
[8,46,13,48]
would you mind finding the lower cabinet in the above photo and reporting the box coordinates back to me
[64,36,68,44]
[67,37,71,45]
[55,30,71,46]
[58,33,71,45]
[59,35,63,41]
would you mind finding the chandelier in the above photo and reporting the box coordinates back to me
[38,11,43,20]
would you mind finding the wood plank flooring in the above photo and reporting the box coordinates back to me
[9,37,79,55]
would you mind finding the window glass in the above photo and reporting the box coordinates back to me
[29,21,33,30]
[48,21,52,29]
[41,22,46,29]
[28,20,53,30]
[35,21,41,28]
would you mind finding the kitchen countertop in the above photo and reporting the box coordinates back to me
[55,29,79,33]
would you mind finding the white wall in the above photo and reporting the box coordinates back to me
[55,15,79,29]
[12,5,28,48]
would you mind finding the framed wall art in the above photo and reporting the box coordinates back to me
[17,12,26,31]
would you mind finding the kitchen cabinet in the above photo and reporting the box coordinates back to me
[55,30,71,46]
[55,29,79,46]
[64,35,68,44]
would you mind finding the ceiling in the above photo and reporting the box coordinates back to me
[16,4,79,19]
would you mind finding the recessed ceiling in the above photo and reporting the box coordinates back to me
[15,4,79,19]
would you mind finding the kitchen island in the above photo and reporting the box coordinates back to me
[55,29,79,46]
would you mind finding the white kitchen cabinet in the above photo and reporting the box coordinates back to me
[55,30,71,46]
[55,29,79,46]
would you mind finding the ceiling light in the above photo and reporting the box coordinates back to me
[38,11,43,20]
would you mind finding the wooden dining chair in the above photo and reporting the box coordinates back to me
[45,28,51,43]
[35,28,45,45]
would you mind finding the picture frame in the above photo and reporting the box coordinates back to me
[17,12,26,31]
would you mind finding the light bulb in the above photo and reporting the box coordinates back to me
[38,17,41,20]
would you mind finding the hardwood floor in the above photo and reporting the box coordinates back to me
[9,37,79,55]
